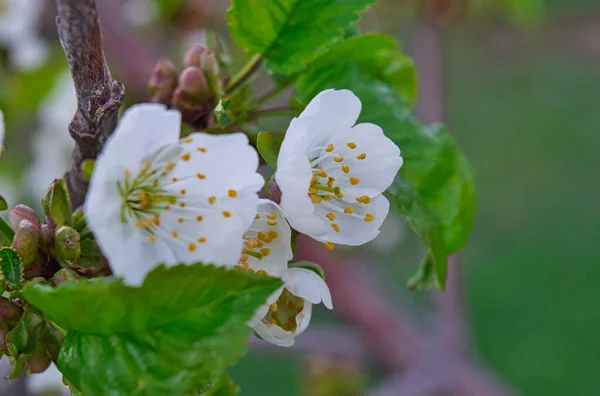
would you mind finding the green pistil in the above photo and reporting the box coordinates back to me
[311,184,341,195]
[244,249,263,259]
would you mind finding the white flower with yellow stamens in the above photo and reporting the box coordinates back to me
[85,104,264,285]
[241,200,332,347]
[275,89,403,249]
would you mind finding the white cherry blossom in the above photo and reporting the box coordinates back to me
[275,89,403,250]
[241,200,332,347]
[85,104,264,285]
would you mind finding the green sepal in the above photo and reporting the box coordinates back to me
[256,132,284,170]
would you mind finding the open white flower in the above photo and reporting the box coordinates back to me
[85,104,264,285]
[0,0,48,70]
[275,89,403,249]
[241,200,332,347]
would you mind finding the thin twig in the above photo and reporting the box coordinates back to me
[226,54,263,93]
[56,0,125,208]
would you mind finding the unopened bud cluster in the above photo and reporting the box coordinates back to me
[149,44,223,127]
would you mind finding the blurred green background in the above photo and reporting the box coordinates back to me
[1,0,599,395]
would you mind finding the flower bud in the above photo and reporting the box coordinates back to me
[0,297,22,323]
[201,49,220,79]
[23,253,43,280]
[40,221,56,255]
[9,204,40,229]
[41,179,73,227]
[71,239,108,277]
[50,268,80,285]
[183,44,209,68]
[178,67,210,102]
[149,59,178,105]
[11,219,40,266]
[54,226,81,263]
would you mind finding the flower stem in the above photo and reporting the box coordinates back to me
[226,54,263,94]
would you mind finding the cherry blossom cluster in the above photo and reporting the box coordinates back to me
[85,89,403,346]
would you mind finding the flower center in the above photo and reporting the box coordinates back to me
[263,288,304,332]
[235,210,280,270]
[118,159,177,229]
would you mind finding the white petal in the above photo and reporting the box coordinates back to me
[243,199,292,273]
[321,123,403,199]
[314,194,390,246]
[276,118,329,237]
[253,322,295,347]
[281,267,333,309]
[299,89,362,150]
[247,285,285,327]
[95,104,181,180]
[293,301,313,336]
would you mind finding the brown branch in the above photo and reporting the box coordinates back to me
[56,0,125,208]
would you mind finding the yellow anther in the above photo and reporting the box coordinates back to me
[197,173,206,179]
[331,223,340,232]
[208,196,216,205]
[356,195,371,204]
[228,189,237,198]
[179,202,186,208]
[325,143,334,152]
[124,168,131,178]
[316,168,327,177]
[180,189,187,195]
[356,153,367,160]
[148,233,157,243]
[246,239,260,249]
[178,217,184,224]
[342,165,350,173]
[334,156,344,163]
[270,303,278,312]
[323,194,333,201]
[188,243,197,252]
[165,205,171,210]
[139,190,148,201]
[223,210,232,218]
[154,215,161,226]
[172,177,178,183]
[308,187,317,195]
[349,177,360,185]
[311,195,323,204]
[172,231,179,238]
[181,153,191,161]
[325,242,335,250]
[337,193,344,199]
[255,214,260,220]
[197,147,207,153]
[257,232,269,242]
[311,175,317,185]
[267,219,278,226]
[196,215,203,222]
[268,230,278,240]
[239,254,249,262]
[183,137,194,144]
[326,212,336,221]
[257,270,267,276]
[166,161,176,171]
[198,236,207,243]
[261,248,271,257]
[153,179,159,187]
[347,142,357,149]
[267,212,277,220]
[364,213,374,222]
[344,207,354,214]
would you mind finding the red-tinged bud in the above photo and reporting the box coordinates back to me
[12,219,40,266]
[184,44,210,68]
[149,59,178,105]
[9,204,40,229]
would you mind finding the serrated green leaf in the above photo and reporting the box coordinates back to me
[0,248,23,291]
[295,35,476,288]
[256,132,284,169]
[227,0,376,75]
[23,264,281,395]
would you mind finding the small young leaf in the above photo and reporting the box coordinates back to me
[23,264,281,395]
[5,306,44,360]
[256,132,284,169]
[81,160,95,182]
[228,0,376,75]
[0,247,23,291]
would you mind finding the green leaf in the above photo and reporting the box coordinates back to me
[386,178,447,289]
[203,374,240,396]
[0,195,7,211]
[0,248,23,291]
[23,264,281,395]
[295,35,476,288]
[215,99,234,127]
[256,132,284,169]
[5,306,44,362]
[296,34,417,107]
[227,0,376,75]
